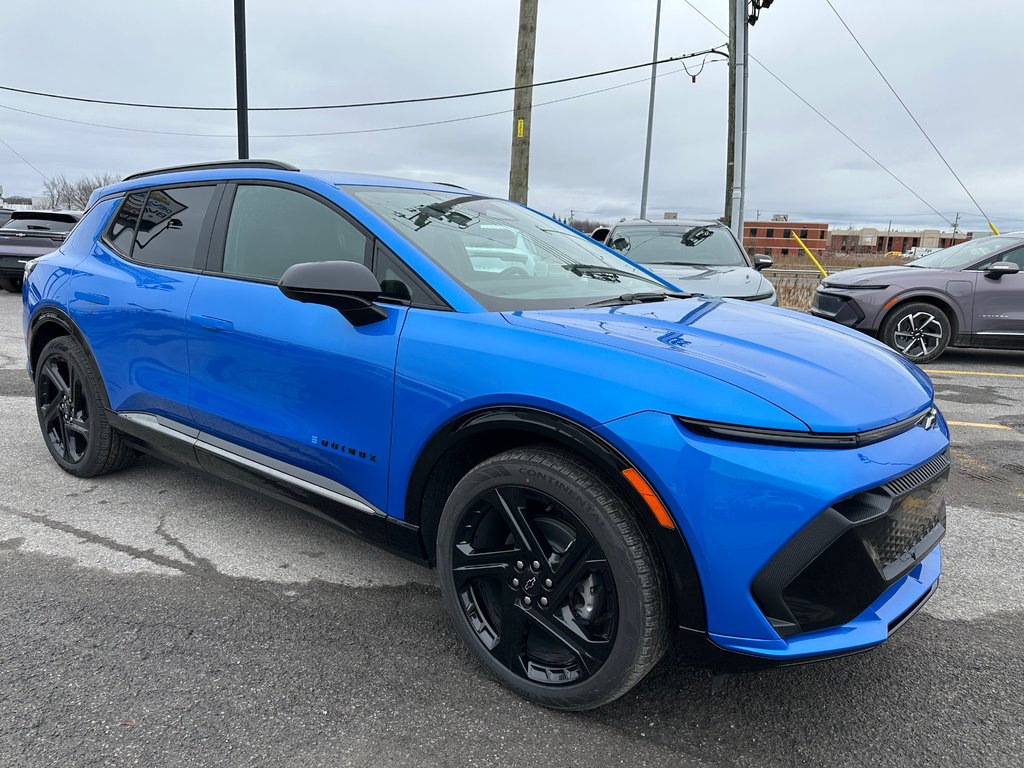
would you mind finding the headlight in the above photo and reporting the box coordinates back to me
[821,282,889,290]
[677,407,937,449]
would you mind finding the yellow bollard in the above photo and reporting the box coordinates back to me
[790,232,828,278]
[988,221,1000,236]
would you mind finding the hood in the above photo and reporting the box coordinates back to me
[821,265,936,287]
[503,298,932,433]
[643,263,771,298]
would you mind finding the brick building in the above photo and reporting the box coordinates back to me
[742,220,829,258]
[829,227,972,255]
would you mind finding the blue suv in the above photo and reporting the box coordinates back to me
[22,161,949,710]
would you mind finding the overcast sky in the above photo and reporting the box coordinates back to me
[0,1,1019,232]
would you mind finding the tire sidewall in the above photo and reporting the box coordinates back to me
[883,302,951,364]
[437,452,652,708]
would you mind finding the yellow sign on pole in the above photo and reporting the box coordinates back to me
[790,232,828,278]
[516,118,525,139]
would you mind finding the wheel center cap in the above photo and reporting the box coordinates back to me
[523,575,541,595]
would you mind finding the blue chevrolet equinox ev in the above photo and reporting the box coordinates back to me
[22,160,949,710]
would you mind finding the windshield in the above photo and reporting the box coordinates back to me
[907,236,1024,269]
[347,186,672,310]
[605,224,749,267]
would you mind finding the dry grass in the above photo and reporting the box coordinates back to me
[770,251,909,271]
[774,277,819,311]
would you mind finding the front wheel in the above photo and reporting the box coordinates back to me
[437,447,669,710]
[882,302,951,363]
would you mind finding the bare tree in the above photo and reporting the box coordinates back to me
[38,172,118,210]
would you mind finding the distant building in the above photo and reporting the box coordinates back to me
[742,220,829,258]
[828,227,971,255]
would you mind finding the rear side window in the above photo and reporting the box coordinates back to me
[222,185,370,281]
[107,191,146,257]
[131,186,216,270]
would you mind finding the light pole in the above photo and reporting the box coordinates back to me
[639,0,662,220]
[234,0,249,160]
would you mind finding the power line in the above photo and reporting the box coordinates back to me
[823,0,995,232]
[677,0,954,228]
[0,62,720,141]
[0,50,725,113]
[0,133,48,181]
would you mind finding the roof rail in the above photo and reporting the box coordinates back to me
[433,181,467,190]
[123,159,299,182]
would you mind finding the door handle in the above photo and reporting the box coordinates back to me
[191,314,234,332]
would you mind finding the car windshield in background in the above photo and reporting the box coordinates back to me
[907,236,1024,269]
[606,225,748,267]
[1,215,78,233]
[347,186,669,310]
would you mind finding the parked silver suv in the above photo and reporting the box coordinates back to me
[812,234,1024,362]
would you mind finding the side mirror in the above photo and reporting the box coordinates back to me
[985,261,1020,278]
[590,227,610,242]
[278,261,387,326]
[753,254,774,271]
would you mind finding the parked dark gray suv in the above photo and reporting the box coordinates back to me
[812,234,1024,362]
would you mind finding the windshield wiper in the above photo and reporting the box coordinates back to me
[409,194,486,230]
[564,263,664,286]
[585,291,693,307]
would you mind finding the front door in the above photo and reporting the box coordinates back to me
[973,246,1024,346]
[185,182,404,518]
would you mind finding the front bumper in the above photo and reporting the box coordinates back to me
[598,408,949,662]
[810,289,865,327]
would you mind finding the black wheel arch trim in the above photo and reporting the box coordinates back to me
[27,306,112,410]
[404,405,707,632]
[878,292,962,337]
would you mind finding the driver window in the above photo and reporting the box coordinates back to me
[1000,247,1024,269]
[222,185,369,281]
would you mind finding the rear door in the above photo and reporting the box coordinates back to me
[972,246,1024,345]
[185,182,406,517]
[69,184,221,423]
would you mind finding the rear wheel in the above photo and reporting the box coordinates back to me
[882,302,951,363]
[0,276,22,293]
[437,447,668,710]
[35,336,135,477]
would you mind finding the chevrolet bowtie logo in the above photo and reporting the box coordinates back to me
[921,408,938,431]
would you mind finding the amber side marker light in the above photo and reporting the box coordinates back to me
[621,468,675,530]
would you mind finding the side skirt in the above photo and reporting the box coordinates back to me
[108,410,429,565]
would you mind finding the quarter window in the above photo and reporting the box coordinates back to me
[222,185,369,281]
[131,186,216,270]
[107,191,146,257]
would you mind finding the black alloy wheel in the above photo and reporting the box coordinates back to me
[34,336,134,477]
[438,447,669,710]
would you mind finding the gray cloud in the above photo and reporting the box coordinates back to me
[0,1,1018,233]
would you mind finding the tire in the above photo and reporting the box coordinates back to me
[0,276,22,293]
[882,302,951,364]
[437,446,669,710]
[34,336,135,477]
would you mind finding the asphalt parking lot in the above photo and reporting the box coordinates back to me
[1,290,1022,767]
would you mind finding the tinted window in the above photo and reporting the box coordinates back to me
[107,192,146,257]
[375,244,439,306]
[998,247,1024,269]
[909,236,1024,270]
[2,215,78,232]
[223,185,369,281]
[131,186,215,270]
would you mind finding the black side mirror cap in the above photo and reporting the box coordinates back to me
[590,227,610,242]
[985,261,1020,278]
[278,261,388,326]
[753,254,774,271]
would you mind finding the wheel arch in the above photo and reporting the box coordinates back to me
[405,406,707,632]
[28,307,112,410]
[878,292,962,341]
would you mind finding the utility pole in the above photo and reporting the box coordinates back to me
[233,0,249,160]
[639,0,663,220]
[508,0,538,204]
[728,0,748,239]
[724,0,737,224]
[951,211,960,244]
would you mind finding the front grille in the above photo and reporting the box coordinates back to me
[752,451,949,637]
[813,292,843,313]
